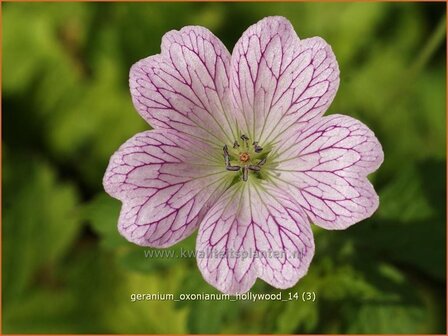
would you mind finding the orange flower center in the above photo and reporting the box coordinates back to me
[239,152,250,163]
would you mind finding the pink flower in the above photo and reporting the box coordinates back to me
[103,16,384,294]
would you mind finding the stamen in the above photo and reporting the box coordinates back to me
[223,136,267,182]
[248,165,260,172]
[252,141,263,153]
[223,145,241,172]
[226,165,241,171]
[242,166,248,181]
[240,134,249,147]
[223,145,230,166]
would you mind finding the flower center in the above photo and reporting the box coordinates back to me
[239,152,250,163]
[222,134,267,182]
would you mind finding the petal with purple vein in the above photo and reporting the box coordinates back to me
[130,26,236,147]
[196,181,314,294]
[103,129,230,247]
[230,16,339,144]
[271,114,384,230]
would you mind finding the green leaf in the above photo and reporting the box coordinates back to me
[352,219,445,281]
[3,288,78,334]
[3,3,90,94]
[378,165,434,222]
[176,271,244,334]
[351,159,446,281]
[347,300,431,334]
[3,152,81,302]
[117,234,196,274]
[415,70,446,159]
[105,270,188,333]
[83,193,128,249]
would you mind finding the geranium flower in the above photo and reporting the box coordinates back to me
[103,16,384,294]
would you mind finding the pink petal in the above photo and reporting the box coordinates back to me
[272,114,384,230]
[230,16,339,144]
[196,182,314,294]
[103,129,230,247]
[130,26,236,147]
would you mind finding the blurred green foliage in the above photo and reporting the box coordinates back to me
[2,2,446,334]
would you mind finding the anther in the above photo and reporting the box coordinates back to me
[258,158,267,166]
[240,134,249,147]
[223,144,241,172]
[226,165,241,171]
[248,165,260,172]
[223,145,230,165]
[242,166,249,181]
[252,141,263,153]
[223,137,267,182]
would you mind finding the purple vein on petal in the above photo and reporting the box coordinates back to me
[131,26,238,148]
[229,17,339,146]
[104,129,234,248]
[267,114,384,230]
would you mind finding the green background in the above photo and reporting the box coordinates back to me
[3,2,446,334]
